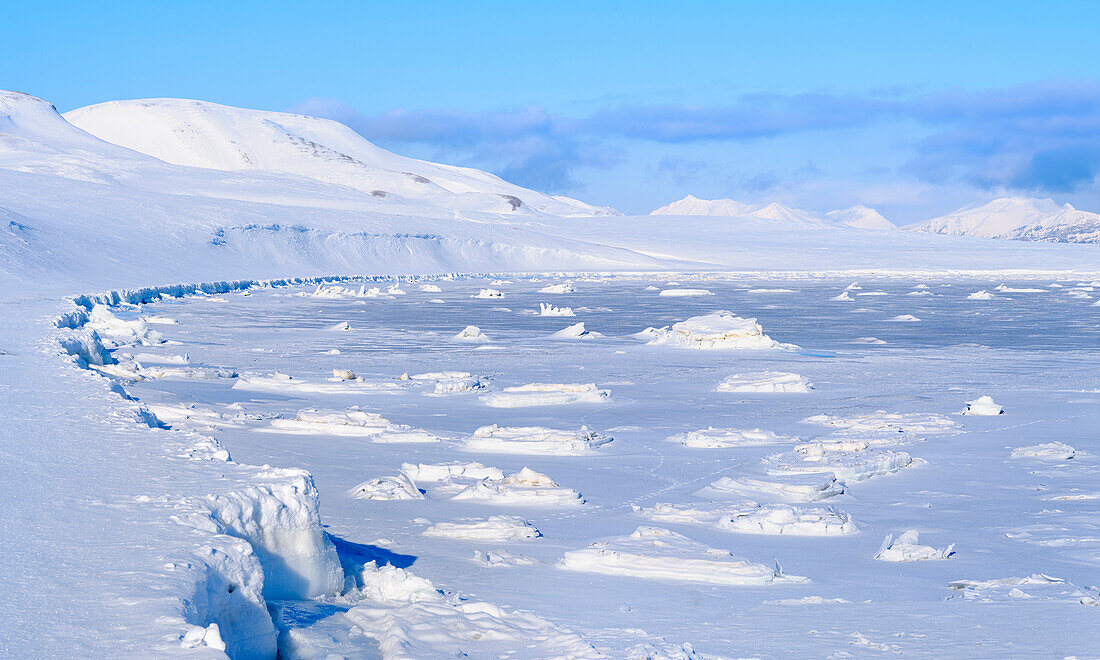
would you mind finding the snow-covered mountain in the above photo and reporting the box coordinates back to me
[910,197,1100,243]
[64,98,618,217]
[651,196,895,230]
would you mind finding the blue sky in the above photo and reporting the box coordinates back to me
[5,1,1100,220]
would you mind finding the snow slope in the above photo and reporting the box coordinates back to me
[651,195,895,230]
[911,196,1100,243]
[65,98,617,217]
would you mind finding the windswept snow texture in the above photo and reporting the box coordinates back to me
[13,275,1100,658]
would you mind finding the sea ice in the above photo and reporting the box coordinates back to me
[453,325,489,342]
[550,322,601,339]
[1010,442,1076,460]
[559,526,807,585]
[424,515,541,541]
[669,427,794,448]
[473,288,503,299]
[635,502,857,536]
[348,473,425,500]
[480,382,610,407]
[539,282,575,293]
[715,371,812,393]
[700,473,845,503]
[450,467,584,507]
[233,373,401,394]
[464,424,612,455]
[658,288,713,297]
[766,442,915,482]
[538,302,575,316]
[643,311,790,350]
[874,530,955,561]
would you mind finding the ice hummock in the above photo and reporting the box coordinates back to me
[715,371,812,393]
[643,311,793,350]
[875,530,955,561]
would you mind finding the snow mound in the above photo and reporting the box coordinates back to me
[464,424,612,455]
[635,501,857,536]
[658,288,713,297]
[259,407,444,443]
[424,515,541,541]
[233,372,401,394]
[963,395,1004,415]
[147,403,236,431]
[643,311,790,350]
[559,526,807,585]
[669,427,795,448]
[410,370,489,395]
[473,288,503,299]
[550,322,601,339]
[450,467,584,507]
[539,282,575,294]
[419,283,442,292]
[875,530,955,561]
[538,302,575,316]
[348,473,425,500]
[967,290,997,300]
[766,442,915,482]
[1010,442,1076,460]
[890,314,921,322]
[715,371,812,393]
[700,473,845,503]
[401,461,504,483]
[453,325,489,342]
[480,382,610,407]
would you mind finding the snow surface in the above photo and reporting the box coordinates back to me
[5,89,1100,658]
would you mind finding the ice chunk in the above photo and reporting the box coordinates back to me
[539,282,575,293]
[472,549,539,567]
[328,321,351,331]
[1010,442,1076,460]
[450,468,584,507]
[348,473,425,500]
[559,526,807,585]
[967,290,996,300]
[875,530,954,561]
[658,288,713,297]
[480,382,610,407]
[802,410,958,435]
[644,311,791,350]
[700,473,845,503]
[419,283,442,292]
[424,516,541,541]
[963,395,1004,415]
[453,325,489,342]
[669,427,794,448]
[233,373,401,394]
[715,371,812,393]
[410,371,488,394]
[766,442,915,482]
[86,305,164,348]
[464,424,612,455]
[550,322,601,339]
[889,314,921,321]
[635,502,857,536]
[401,461,504,483]
[141,314,178,325]
[538,302,575,316]
[473,288,503,299]
[831,291,854,301]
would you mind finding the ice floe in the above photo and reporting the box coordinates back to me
[889,314,921,322]
[962,395,1004,415]
[410,371,489,395]
[967,290,997,300]
[538,302,575,316]
[1010,442,1076,460]
[259,407,443,442]
[643,311,791,350]
[559,526,807,585]
[715,371,812,393]
[348,473,425,500]
[450,467,584,507]
[765,442,916,482]
[423,515,541,541]
[539,282,575,294]
[669,427,794,448]
[233,372,401,394]
[658,288,713,297]
[480,382,610,407]
[874,530,954,561]
[464,424,612,455]
[700,473,845,503]
[635,501,857,536]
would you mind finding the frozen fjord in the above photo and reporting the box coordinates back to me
[110,274,1100,657]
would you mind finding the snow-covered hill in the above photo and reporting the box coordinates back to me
[651,196,895,230]
[65,98,617,217]
[910,197,1100,243]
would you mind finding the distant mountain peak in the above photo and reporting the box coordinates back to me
[910,196,1100,243]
